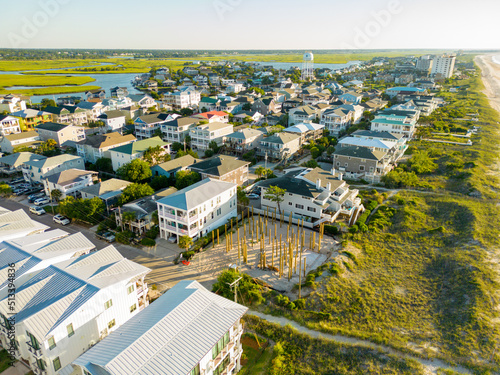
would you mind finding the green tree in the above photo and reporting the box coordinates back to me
[180,108,193,117]
[95,158,114,174]
[171,142,183,152]
[175,170,201,190]
[50,189,62,203]
[117,159,152,182]
[58,197,105,223]
[175,149,198,159]
[121,211,137,231]
[118,183,154,205]
[208,140,220,153]
[150,175,171,191]
[178,235,193,252]
[153,128,163,138]
[143,145,171,166]
[237,187,249,208]
[326,145,336,156]
[263,185,286,214]
[255,166,267,178]
[0,184,12,197]
[212,269,264,305]
[242,103,252,111]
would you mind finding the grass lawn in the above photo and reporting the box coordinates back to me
[239,333,273,375]
[0,59,99,71]
[0,349,13,372]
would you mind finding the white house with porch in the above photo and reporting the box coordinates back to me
[157,178,237,243]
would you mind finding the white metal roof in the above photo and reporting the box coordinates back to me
[339,136,396,150]
[73,280,248,375]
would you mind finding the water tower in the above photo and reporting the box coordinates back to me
[301,51,314,81]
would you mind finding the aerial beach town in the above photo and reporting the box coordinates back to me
[0,1,499,375]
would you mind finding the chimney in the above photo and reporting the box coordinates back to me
[326,182,331,191]
[316,179,321,189]
[332,168,336,176]
[339,173,343,181]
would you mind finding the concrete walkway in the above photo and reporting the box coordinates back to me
[248,311,473,375]
[0,362,30,375]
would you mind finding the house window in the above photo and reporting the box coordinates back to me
[217,208,222,216]
[288,202,292,206]
[130,304,137,313]
[104,299,113,310]
[108,319,116,329]
[48,336,56,350]
[307,207,316,212]
[359,165,365,171]
[336,162,340,166]
[295,204,304,210]
[53,357,61,371]
[127,285,135,294]
[67,324,74,338]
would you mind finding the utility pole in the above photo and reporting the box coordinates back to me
[45,177,54,215]
[228,277,242,303]
[264,151,268,179]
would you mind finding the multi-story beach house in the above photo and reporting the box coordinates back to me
[109,137,170,172]
[22,154,85,184]
[157,178,237,243]
[0,115,21,136]
[370,114,417,138]
[76,132,136,164]
[189,122,234,151]
[72,280,247,375]
[0,245,150,375]
[258,167,364,227]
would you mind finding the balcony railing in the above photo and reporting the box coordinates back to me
[26,344,42,358]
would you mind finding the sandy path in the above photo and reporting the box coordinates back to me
[248,311,473,374]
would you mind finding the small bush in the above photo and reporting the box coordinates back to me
[116,230,134,244]
[145,226,159,239]
[140,238,156,247]
[324,225,339,235]
[348,225,359,234]
[182,251,195,260]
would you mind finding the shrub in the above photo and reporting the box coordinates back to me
[145,226,159,239]
[397,198,406,205]
[348,225,359,234]
[366,200,378,211]
[116,230,134,244]
[324,225,339,235]
[141,238,156,247]
[182,251,195,260]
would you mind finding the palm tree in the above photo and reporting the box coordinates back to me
[51,189,62,203]
[178,235,193,253]
[255,166,266,179]
[122,211,137,232]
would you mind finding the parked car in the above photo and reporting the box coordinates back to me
[29,206,46,216]
[53,214,70,225]
[13,188,29,196]
[28,192,46,203]
[168,236,177,243]
[34,197,50,206]
[247,193,260,199]
[25,187,43,196]
[10,177,25,184]
[96,231,116,243]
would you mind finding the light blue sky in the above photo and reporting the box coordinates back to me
[0,0,498,50]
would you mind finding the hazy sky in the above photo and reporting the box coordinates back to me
[0,0,498,50]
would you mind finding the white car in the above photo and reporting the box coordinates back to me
[247,193,260,199]
[34,197,50,206]
[29,206,46,216]
[53,214,70,225]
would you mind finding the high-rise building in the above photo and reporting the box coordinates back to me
[431,54,456,79]
[416,55,433,73]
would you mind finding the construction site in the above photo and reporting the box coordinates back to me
[191,207,338,292]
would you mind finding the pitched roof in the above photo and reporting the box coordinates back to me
[78,132,136,149]
[262,132,300,145]
[190,156,250,177]
[24,154,82,169]
[285,123,325,134]
[163,117,201,128]
[0,152,46,168]
[72,280,247,375]
[333,146,386,161]
[153,155,198,174]
[46,169,96,186]
[3,130,40,142]
[80,179,132,198]
[351,130,404,140]
[35,122,69,132]
[157,178,236,211]
[110,137,168,155]
[0,246,150,341]
[225,128,263,140]
[10,109,50,119]
[99,110,126,119]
